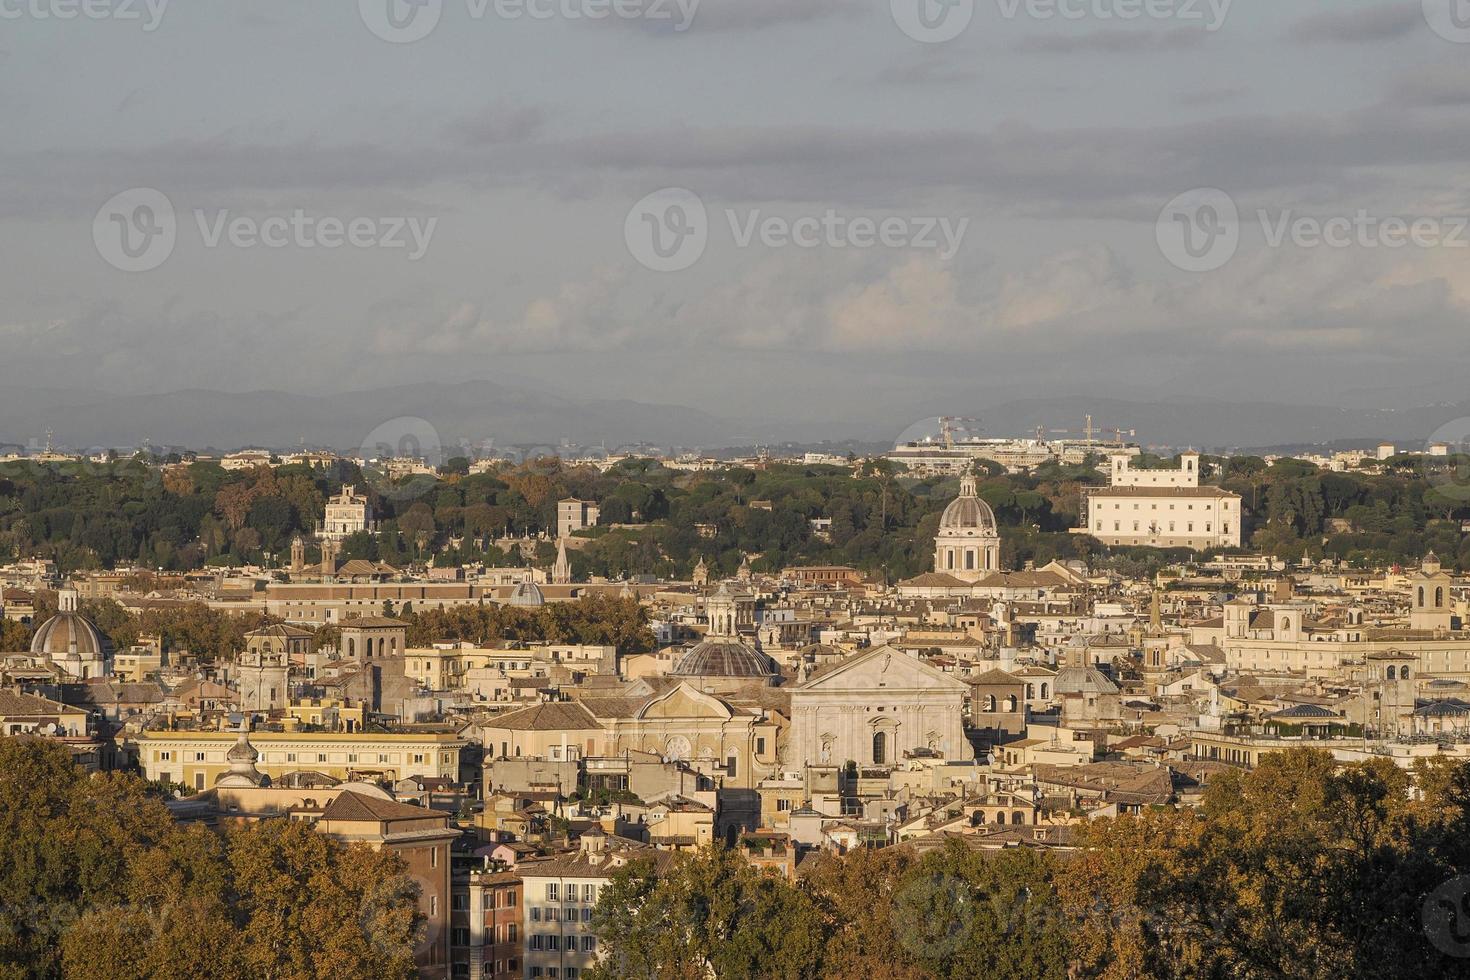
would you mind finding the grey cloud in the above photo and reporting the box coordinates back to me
[1389,63,1470,107]
[1286,3,1420,44]
[1015,26,1207,54]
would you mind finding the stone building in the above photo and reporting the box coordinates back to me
[788,646,970,768]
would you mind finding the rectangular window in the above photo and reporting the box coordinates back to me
[582,884,596,902]
[546,883,559,901]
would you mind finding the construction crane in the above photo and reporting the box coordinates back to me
[938,416,977,449]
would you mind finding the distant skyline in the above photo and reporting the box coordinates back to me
[6,1,1470,432]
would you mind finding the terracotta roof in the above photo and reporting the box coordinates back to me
[0,691,77,716]
[486,700,600,731]
[320,790,445,822]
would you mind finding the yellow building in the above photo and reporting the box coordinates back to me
[133,728,466,792]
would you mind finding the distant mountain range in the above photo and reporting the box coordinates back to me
[0,384,1465,457]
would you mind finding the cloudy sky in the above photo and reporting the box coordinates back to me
[5,0,1470,439]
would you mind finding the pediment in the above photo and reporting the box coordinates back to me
[636,682,734,721]
[797,645,969,694]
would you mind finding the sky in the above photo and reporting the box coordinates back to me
[4,0,1470,438]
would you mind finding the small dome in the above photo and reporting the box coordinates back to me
[226,734,260,764]
[216,731,265,788]
[938,476,997,534]
[672,638,777,679]
[508,580,545,607]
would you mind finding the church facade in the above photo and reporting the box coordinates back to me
[788,646,971,769]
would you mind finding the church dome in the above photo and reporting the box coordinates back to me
[508,580,545,607]
[30,591,113,661]
[672,637,777,679]
[938,476,997,534]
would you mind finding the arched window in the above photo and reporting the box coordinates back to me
[1419,587,1426,606]
[1012,811,1024,825]
[1437,587,1444,607]
[872,732,887,765]
[1280,617,1291,632]
[1040,683,1049,698]
[972,811,985,826]
[1026,683,1035,699]
[984,695,997,712]
[1004,695,1018,712]
[1387,666,1396,681]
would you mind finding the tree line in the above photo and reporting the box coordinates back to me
[3,451,1468,580]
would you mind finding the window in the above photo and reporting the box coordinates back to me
[582,907,593,922]
[508,923,518,941]
[777,799,791,811]
[530,935,543,951]
[582,884,596,902]
[547,935,560,952]
[755,737,766,755]
[872,731,886,765]
[530,907,541,922]
[546,907,559,922]
[546,883,559,901]
[583,936,596,952]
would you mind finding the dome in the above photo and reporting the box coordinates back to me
[30,591,113,662]
[226,735,260,764]
[939,476,997,534]
[672,637,777,679]
[215,731,265,788]
[508,580,545,607]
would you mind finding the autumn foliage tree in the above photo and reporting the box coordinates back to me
[0,738,423,980]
